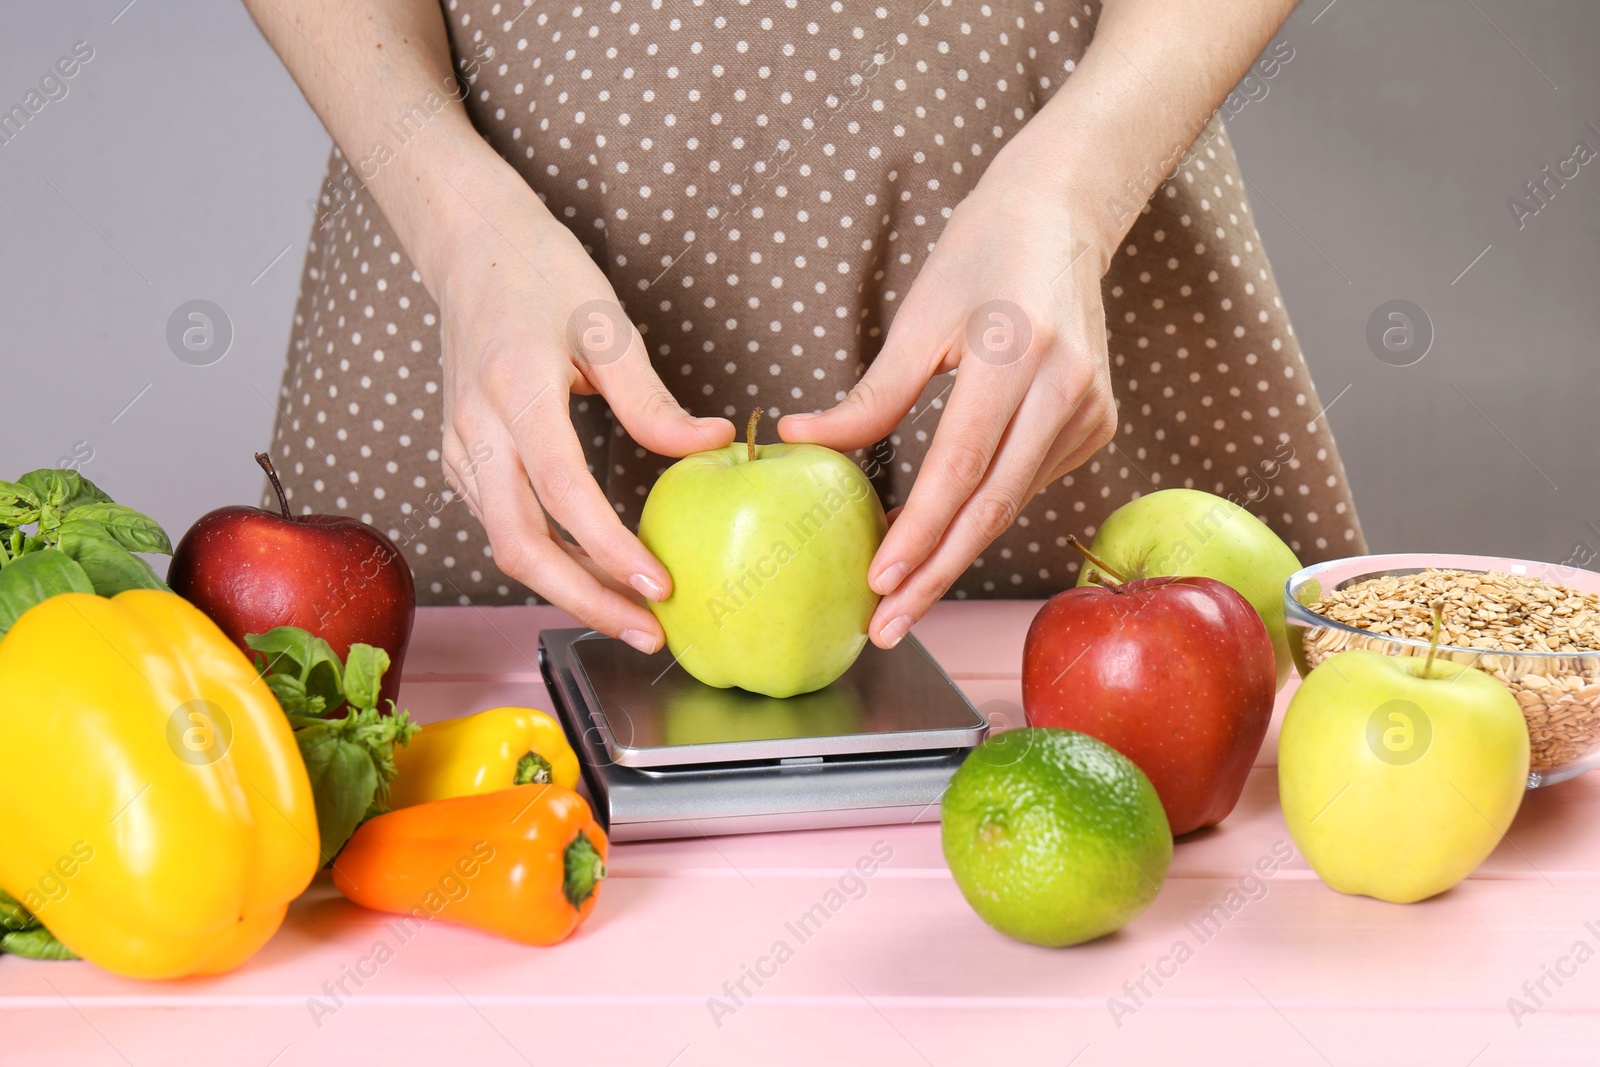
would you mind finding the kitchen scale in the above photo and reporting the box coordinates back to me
[538,628,989,841]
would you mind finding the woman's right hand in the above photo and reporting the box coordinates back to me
[238,0,732,647]
[431,171,735,651]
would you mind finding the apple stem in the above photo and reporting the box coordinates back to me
[1065,534,1127,585]
[1422,598,1445,677]
[255,452,294,521]
[746,409,762,463]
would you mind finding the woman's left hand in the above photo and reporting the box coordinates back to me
[778,144,1119,649]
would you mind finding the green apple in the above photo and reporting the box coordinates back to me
[1080,488,1302,688]
[1278,647,1529,904]
[638,413,887,698]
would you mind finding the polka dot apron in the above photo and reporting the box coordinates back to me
[268,0,1366,606]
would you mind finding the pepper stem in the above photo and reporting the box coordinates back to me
[562,831,607,910]
[514,750,553,786]
[1066,534,1127,585]
[1422,598,1445,678]
[255,452,293,520]
[746,409,762,463]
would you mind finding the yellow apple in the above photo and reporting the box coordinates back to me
[1278,648,1529,903]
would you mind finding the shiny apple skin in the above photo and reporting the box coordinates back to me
[1021,575,1276,835]
[168,506,415,712]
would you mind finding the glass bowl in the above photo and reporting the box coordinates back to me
[1284,552,1600,788]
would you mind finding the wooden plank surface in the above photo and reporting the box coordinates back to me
[4,601,1597,1065]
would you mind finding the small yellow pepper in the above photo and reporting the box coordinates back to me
[0,591,320,979]
[389,706,580,808]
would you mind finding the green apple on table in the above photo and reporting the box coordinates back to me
[639,411,887,698]
[1278,642,1529,904]
[1079,488,1302,688]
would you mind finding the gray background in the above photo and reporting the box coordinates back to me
[2,0,1596,576]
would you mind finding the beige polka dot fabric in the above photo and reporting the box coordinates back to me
[268,0,1366,606]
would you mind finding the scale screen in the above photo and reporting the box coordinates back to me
[568,633,988,768]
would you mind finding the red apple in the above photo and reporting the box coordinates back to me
[1021,541,1275,836]
[168,453,415,712]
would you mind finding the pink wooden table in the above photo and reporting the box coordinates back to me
[5,601,1598,1065]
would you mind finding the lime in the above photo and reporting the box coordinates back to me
[941,727,1172,947]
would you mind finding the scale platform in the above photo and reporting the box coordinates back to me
[538,628,989,841]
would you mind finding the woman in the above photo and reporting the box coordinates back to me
[246,0,1364,655]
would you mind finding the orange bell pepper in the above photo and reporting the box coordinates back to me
[331,784,607,946]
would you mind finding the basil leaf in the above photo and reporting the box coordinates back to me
[245,627,344,710]
[61,502,173,555]
[0,549,94,639]
[0,480,40,529]
[295,723,379,864]
[340,643,390,713]
[0,479,41,513]
[264,672,327,716]
[18,469,111,510]
[0,927,77,961]
[34,505,61,538]
[54,522,169,595]
[0,888,35,933]
[342,704,418,812]
[48,516,115,544]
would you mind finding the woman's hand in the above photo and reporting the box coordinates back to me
[434,169,734,650]
[778,145,1119,649]
[242,0,736,650]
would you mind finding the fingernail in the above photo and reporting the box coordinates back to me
[873,560,909,595]
[620,629,659,654]
[879,615,914,649]
[629,573,666,601]
[690,416,724,428]
[785,412,819,422]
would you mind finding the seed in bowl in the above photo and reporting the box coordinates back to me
[1310,569,1600,654]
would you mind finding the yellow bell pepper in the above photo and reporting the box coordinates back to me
[0,591,319,979]
[389,706,580,808]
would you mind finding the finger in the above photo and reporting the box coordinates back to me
[866,350,1044,595]
[552,537,649,603]
[778,300,960,452]
[471,436,665,651]
[506,383,675,603]
[1029,390,1119,495]
[573,308,735,456]
[869,375,1092,646]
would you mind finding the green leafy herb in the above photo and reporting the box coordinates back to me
[18,469,111,510]
[63,502,173,555]
[54,520,167,595]
[244,626,344,711]
[0,888,35,934]
[0,888,76,961]
[0,469,173,633]
[245,627,419,865]
[0,927,77,961]
[0,550,95,639]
